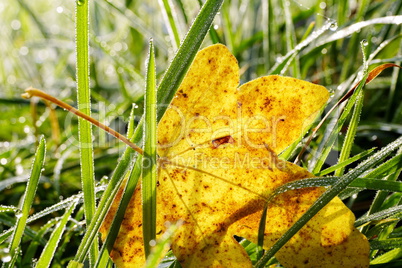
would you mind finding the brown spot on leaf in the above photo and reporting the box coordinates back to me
[212,135,235,148]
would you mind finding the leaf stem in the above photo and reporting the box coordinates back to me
[22,88,144,155]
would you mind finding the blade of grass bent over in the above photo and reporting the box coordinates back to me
[5,137,46,268]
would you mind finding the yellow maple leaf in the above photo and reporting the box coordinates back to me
[100,44,369,267]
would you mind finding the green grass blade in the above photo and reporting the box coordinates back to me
[371,238,402,251]
[318,148,375,176]
[76,0,98,263]
[142,40,157,257]
[349,178,402,192]
[0,206,18,213]
[175,0,188,24]
[156,0,224,120]
[126,104,137,139]
[355,205,402,227]
[335,89,364,176]
[311,78,367,174]
[269,20,333,75]
[23,219,57,267]
[281,0,299,78]
[272,176,402,195]
[6,136,46,267]
[365,153,402,179]
[371,248,402,265]
[159,0,181,49]
[100,0,167,51]
[35,201,77,268]
[339,153,402,200]
[360,152,402,234]
[145,222,180,268]
[335,40,368,176]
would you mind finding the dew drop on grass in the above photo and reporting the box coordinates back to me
[329,22,338,31]
[149,239,156,247]
[0,158,7,165]
[1,255,11,263]
[76,0,85,6]
[276,56,284,63]
[361,39,368,46]
[0,248,10,263]
[15,212,23,219]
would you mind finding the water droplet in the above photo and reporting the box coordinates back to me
[329,22,338,31]
[213,24,219,30]
[1,247,11,263]
[276,56,283,63]
[18,117,26,123]
[15,212,23,219]
[149,239,156,247]
[1,255,11,262]
[76,0,85,6]
[19,46,29,56]
[11,20,21,30]
[361,39,368,46]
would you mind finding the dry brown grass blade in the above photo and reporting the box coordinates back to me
[22,87,144,155]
